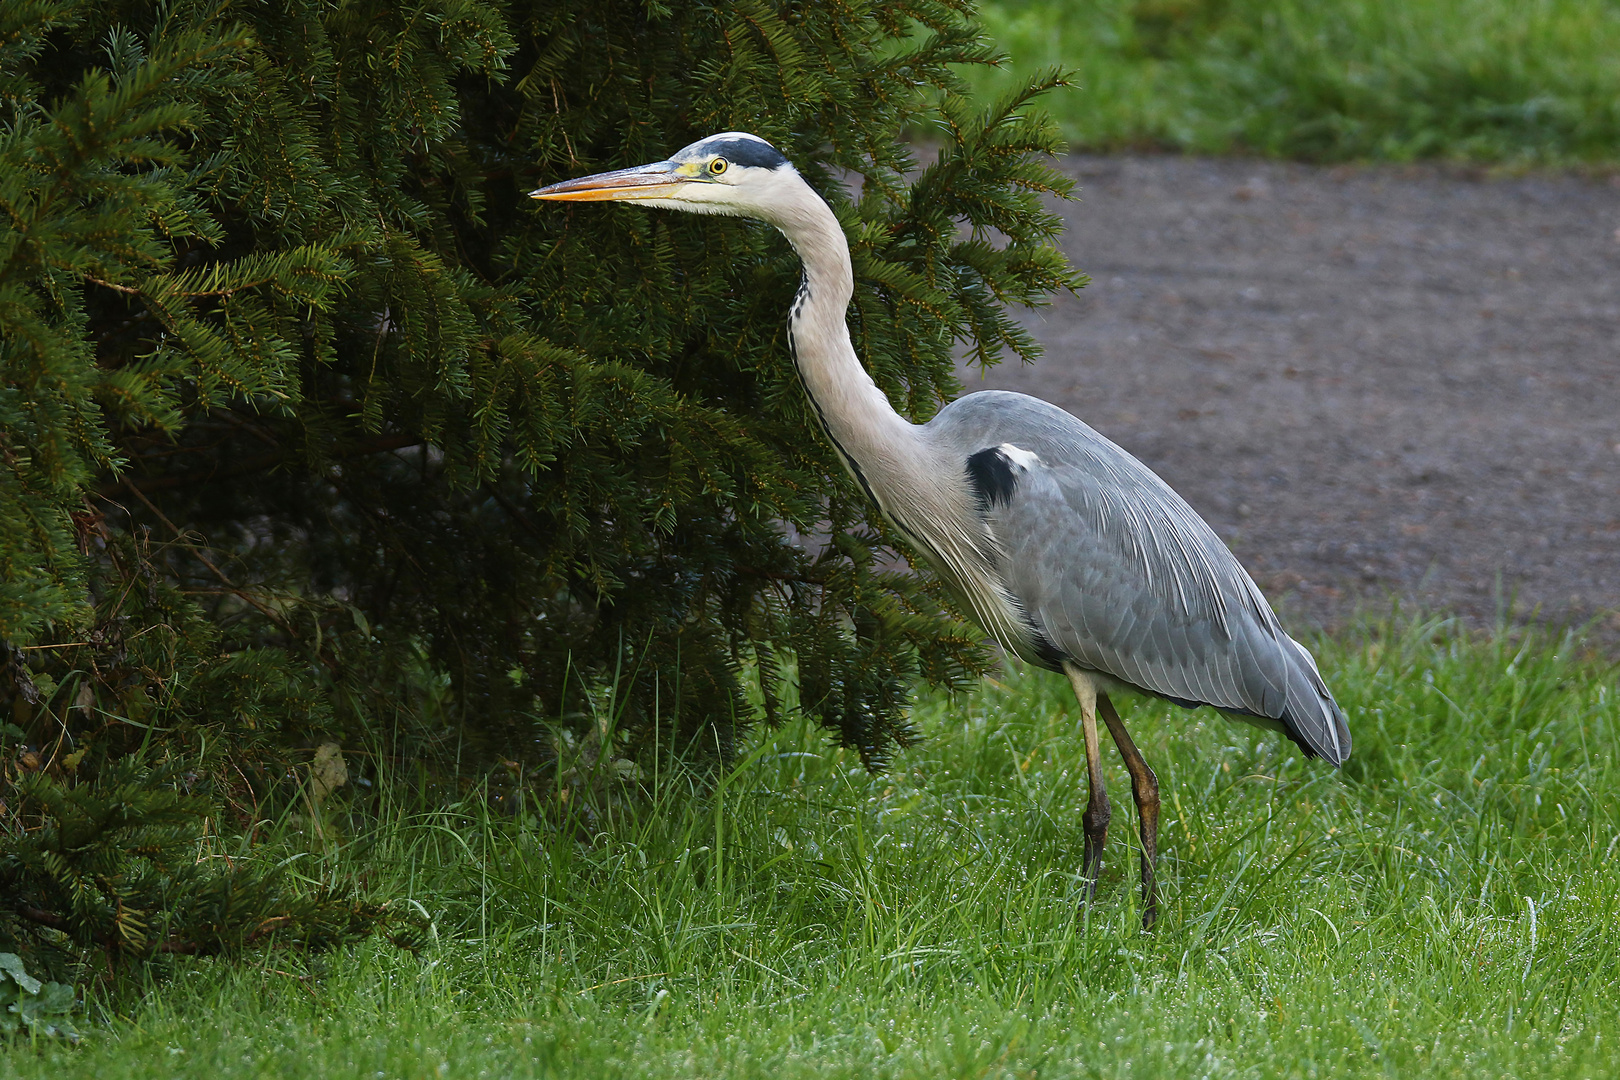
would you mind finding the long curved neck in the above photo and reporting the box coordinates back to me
[768,182,922,503]
[764,175,1022,643]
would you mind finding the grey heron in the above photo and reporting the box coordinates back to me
[532,133,1350,929]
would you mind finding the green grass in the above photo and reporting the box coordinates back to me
[969,0,1620,163]
[7,615,1620,1078]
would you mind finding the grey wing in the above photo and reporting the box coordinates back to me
[934,392,1350,765]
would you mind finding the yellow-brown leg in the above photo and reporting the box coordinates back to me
[1064,665,1111,902]
[1098,693,1160,930]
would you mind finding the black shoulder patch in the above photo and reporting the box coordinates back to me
[966,446,1018,510]
[707,137,789,170]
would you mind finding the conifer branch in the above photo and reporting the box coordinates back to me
[107,434,423,496]
[82,275,142,295]
[116,477,298,639]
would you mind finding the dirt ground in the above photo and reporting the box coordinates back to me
[961,155,1620,644]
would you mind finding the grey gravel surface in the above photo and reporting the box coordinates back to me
[960,155,1620,642]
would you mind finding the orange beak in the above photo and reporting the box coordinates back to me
[529,161,690,203]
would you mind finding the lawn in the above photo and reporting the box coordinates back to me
[8,615,1618,1078]
[969,0,1620,162]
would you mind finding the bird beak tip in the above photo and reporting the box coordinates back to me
[529,162,688,204]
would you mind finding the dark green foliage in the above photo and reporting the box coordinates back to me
[0,0,1075,971]
[0,760,424,966]
[2,0,1076,755]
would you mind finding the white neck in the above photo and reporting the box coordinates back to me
[764,178,923,514]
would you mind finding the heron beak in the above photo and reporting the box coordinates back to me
[529,160,694,202]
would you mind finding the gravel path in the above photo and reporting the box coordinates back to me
[963,155,1620,642]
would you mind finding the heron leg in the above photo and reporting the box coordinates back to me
[1065,665,1111,903]
[1098,693,1160,930]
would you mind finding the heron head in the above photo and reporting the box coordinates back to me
[529,133,803,223]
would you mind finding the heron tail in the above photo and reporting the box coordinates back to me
[1277,635,1352,766]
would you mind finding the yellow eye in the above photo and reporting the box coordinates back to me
[709,157,729,175]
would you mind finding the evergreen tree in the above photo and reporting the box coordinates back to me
[1,0,1078,962]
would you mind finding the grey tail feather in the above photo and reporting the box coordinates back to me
[1278,636,1351,766]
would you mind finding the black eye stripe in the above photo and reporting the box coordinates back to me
[702,137,788,170]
